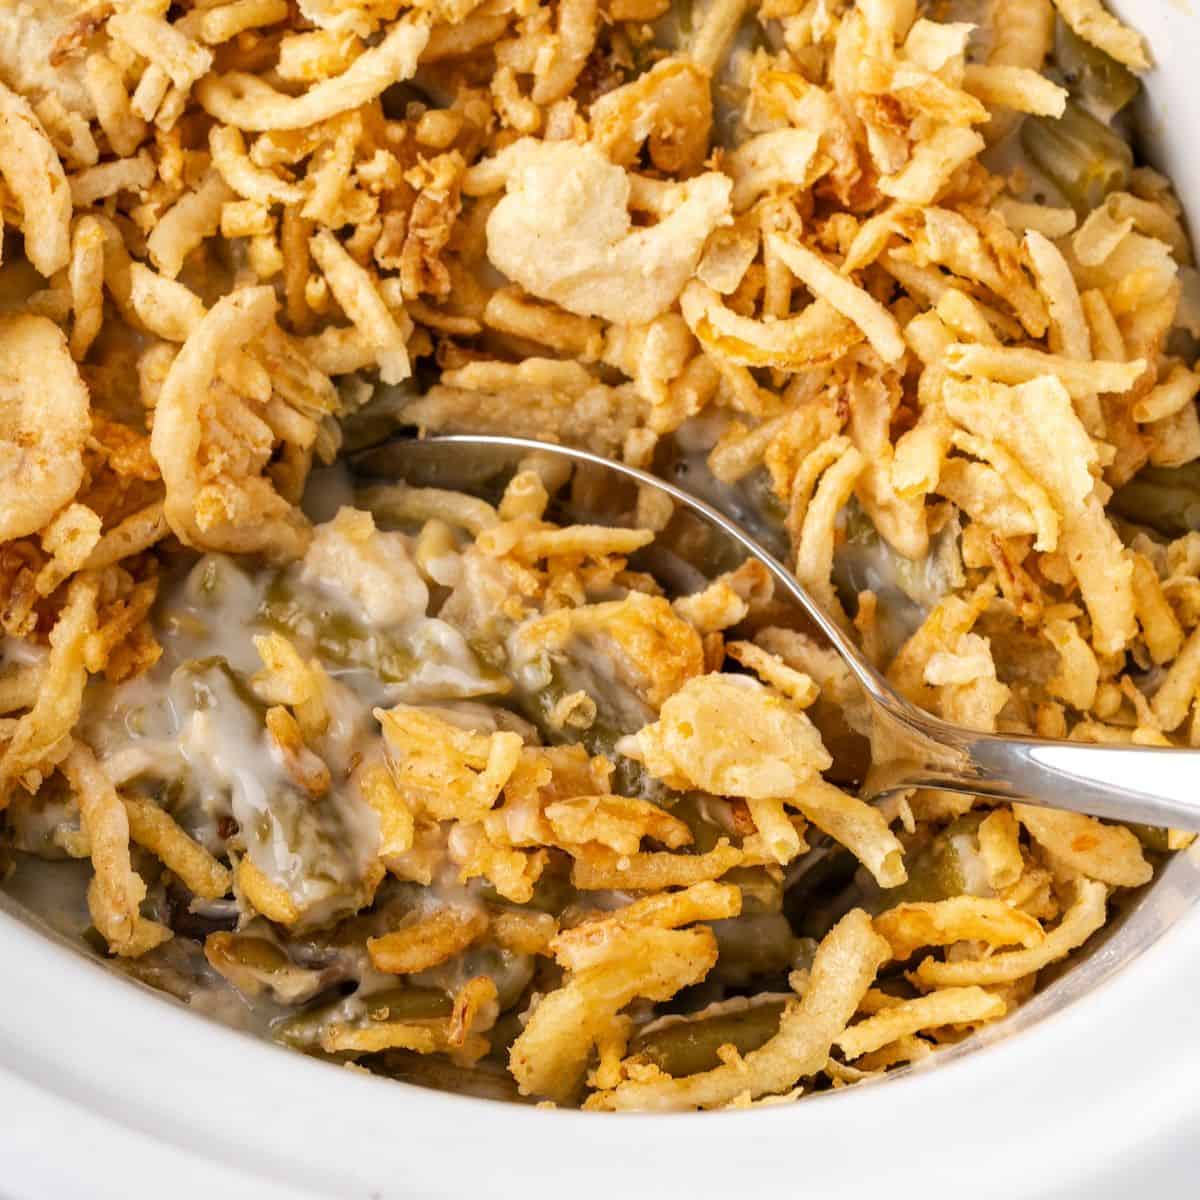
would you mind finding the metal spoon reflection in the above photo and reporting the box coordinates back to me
[352,433,1200,832]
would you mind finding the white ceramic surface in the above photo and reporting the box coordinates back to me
[4,3,1200,1197]
[3,863,1200,1200]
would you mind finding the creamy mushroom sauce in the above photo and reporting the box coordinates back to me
[1,496,757,1086]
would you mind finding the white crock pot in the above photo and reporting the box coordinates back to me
[3,3,1200,1197]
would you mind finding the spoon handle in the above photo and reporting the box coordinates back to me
[866,735,1200,831]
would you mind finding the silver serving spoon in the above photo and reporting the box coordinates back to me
[353,433,1200,832]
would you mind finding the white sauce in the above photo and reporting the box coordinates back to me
[300,507,429,628]
[68,509,513,926]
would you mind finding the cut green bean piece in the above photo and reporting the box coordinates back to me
[372,1051,528,1102]
[1129,824,1172,854]
[360,987,454,1022]
[630,1000,787,1078]
[476,867,576,915]
[274,998,345,1050]
[184,553,256,609]
[833,498,958,661]
[258,576,417,681]
[1111,464,1200,539]
[274,987,452,1051]
[711,912,794,985]
[882,813,986,908]
[1056,20,1139,122]
[210,933,290,973]
[338,385,418,454]
[669,794,733,855]
[1021,100,1133,213]
[725,865,785,915]
[517,659,661,798]
[889,839,965,905]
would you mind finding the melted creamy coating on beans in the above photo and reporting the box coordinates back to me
[0,0,1197,1109]
[5,497,807,1094]
[82,514,517,914]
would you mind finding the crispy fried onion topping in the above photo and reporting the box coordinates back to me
[479,139,732,325]
[0,314,90,542]
[148,288,312,561]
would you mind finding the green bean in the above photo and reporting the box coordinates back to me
[184,554,255,608]
[1021,100,1132,213]
[359,986,454,1022]
[274,987,452,1050]
[541,664,625,752]
[882,813,986,907]
[274,998,343,1050]
[171,656,264,721]
[481,947,536,1011]
[372,1051,528,1102]
[1111,464,1200,539]
[668,794,733,855]
[338,386,418,454]
[1129,824,1172,854]
[835,499,913,602]
[888,840,965,905]
[651,505,753,580]
[476,866,576,915]
[630,1000,787,1078]
[169,660,270,824]
[724,865,785,915]
[518,660,662,798]
[415,943,535,1011]
[206,930,349,1006]
[82,926,110,957]
[114,955,197,1002]
[657,450,789,563]
[832,498,957,659]
[208,932,290,974]
[711,912,794,985]
[487,1008,527,1057]
[258,577,417,682]
[785,846,865,939]
[1056,20,1139,122]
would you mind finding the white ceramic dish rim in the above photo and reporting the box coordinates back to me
[4,2,1200,1196]
[3,855,1200,1200]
